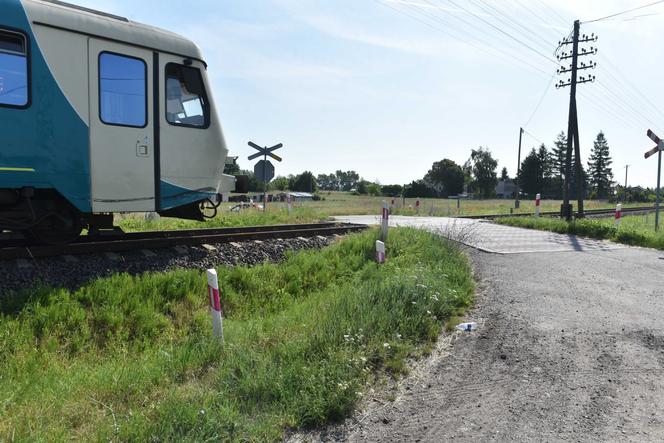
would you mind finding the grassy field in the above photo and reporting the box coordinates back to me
[116,192,642,232]
[495,214,664,251]
[1,228,474,441]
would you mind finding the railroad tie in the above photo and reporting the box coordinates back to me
[141,249,157,257]
[298,237,309,242]
[16,259,33,269]
[230,242,243,248]
[63,255,79,263]
[173,245,189,255]
[202,244,217,253]
[105,252,122,261]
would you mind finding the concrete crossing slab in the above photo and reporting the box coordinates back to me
[334,215,623,254]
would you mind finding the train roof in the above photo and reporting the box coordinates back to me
[22,0,205,63]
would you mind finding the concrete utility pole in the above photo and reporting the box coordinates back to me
[556,20,597,221]
[515,127,523,209]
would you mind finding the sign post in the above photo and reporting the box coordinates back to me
[248,141,283,212]
[645,129,663,231]
[535,193,541,217]
[206,269,223,341]
[381,201,389,242]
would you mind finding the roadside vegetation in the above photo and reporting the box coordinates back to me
[116,192,644,233]
[495,215,664,251]
[0,228,474,441]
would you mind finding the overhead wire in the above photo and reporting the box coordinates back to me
[375,0,661,139]
[583,0,664,23]
[384,0,554,77]
[523,74,556,128]
[442,0,560,65]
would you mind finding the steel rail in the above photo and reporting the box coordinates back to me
[0,222,368,261]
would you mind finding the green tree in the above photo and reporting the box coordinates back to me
[500,167,509,181]
[469,147,498,198]
[381,184,403,196]
[335,170,360,192]
[316,173,338,191]
[270,176,289,191]
[290,171,318,192]
[550,132,568,198]
[587,131,614,199]
[519,148,542,197]
[367,183,382,196]
[223,159,240,175]
[424,159,465,197]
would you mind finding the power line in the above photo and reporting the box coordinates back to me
[443,0,560,64]
[381,0,554,77]
[524,74,555,128]
[583,0,664,23]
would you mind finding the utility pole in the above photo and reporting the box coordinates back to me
[515,127,523,209]
[623,164,629,202]
[556,20,597,221]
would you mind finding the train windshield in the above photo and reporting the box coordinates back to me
[0,30,28,107]
[165,63,209,128]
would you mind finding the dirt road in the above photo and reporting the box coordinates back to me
[316,217,664,441]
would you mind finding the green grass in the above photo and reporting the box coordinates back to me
[116,193,645,233]
[0,228,474,441]
[495,214,664,250]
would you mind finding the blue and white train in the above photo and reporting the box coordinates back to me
[0,0,237,242]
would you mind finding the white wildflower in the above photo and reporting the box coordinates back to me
[383,342,390,348]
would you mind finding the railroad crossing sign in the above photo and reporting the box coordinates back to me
[254,159,275,182]
[248,142,283,162]
[645,129,664,159]
[248,141,284,212]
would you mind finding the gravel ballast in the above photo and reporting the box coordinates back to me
[0,236,333,294]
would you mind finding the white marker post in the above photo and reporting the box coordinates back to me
[206,269,224,340]
[287,193,292,215]
[390,197,395,214]
[375,240,386,264]
[416,199,421,215]
[381,201,389,242]
[535,193,541,217]
[615,203,622,226]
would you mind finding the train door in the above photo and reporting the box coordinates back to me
[88,39,155,212]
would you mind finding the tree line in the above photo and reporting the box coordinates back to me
[225,130,658,201]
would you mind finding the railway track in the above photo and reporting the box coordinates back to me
[0,222,368,261]
[460,205,657,220]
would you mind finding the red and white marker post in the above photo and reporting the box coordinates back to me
[415,199,421,215]
[381,201,389,242]
[206,269,224,340]
[535,193,541,217]
[615,203,622,226]
[375,240,386,264]
[287,193,292,215]
[390,197,395,213]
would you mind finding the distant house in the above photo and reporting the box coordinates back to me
[495,180,517,199]
[276,192,314,202]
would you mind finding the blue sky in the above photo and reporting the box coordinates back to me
[77,0,664,187]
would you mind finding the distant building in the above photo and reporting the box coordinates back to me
[276,192,314,201]
[495,179,517,199]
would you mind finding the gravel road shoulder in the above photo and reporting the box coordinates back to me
[296,244,664,442]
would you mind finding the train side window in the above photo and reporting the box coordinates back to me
[165,63,209,128]
[0,30,28,108]
[99,52,147,127]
